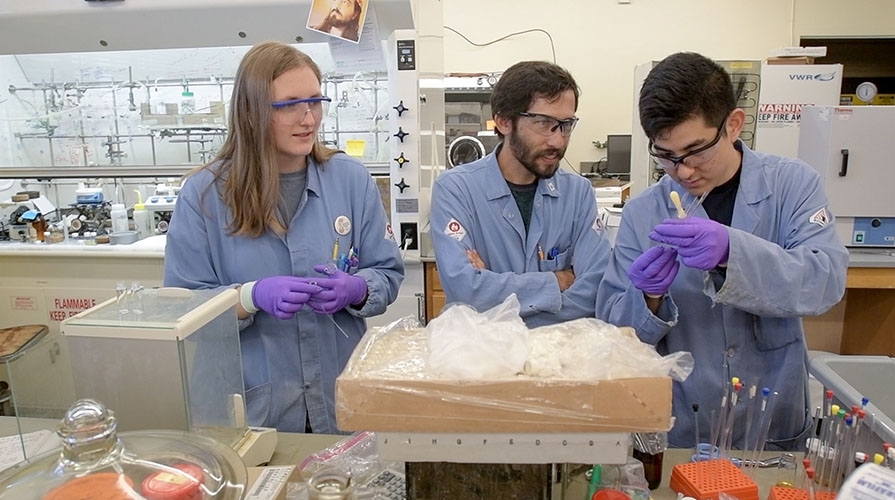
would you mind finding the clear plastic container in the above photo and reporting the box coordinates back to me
[132,206,151,239]
[0,399,247,499]
[110,203,129,233]
[181,91,196,114]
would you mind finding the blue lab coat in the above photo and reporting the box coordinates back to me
[596,142,848,450]
[430,147,612,327]
[164,153,404,433]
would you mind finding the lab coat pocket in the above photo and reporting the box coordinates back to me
[752,316,800,351]
[244,382,273,427]
[538,249,571,272]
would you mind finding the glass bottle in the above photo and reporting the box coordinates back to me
[633,448,664,490]
[308,468,353,500]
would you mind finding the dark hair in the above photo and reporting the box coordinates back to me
[638,52,736,141]
[490,61,580,139]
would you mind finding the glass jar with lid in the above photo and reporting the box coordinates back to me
[0,399,247,499]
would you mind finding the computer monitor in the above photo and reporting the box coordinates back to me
[605,134,632,176]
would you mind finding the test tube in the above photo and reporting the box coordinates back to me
[116,281,129,315]
[130,282,144,315]
[804,467,816,500]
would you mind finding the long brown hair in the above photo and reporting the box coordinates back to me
[195,41,338,237]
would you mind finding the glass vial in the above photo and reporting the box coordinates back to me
[130,282,144,315]
[116,281,129,315]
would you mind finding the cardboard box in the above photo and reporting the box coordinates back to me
[766,56,815,65]
[336,321,673,434]
[245,465,300,500]
[337,376,671,433]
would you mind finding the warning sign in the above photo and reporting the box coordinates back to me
[757,103,806,125]
[49,297,97,322]
[10,296,38,311]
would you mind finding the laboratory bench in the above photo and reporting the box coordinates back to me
[0,421,796,500]
[0,237,165,333]
[270,433,792,500]
[423,250,895,356]
[806,250,895,356]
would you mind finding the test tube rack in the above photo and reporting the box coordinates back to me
[767,485,837,500]
[670,458,759,500]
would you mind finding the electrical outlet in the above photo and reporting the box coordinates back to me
[399,222,418,250]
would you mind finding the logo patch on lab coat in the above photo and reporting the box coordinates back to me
[809,207,829,227]
[334,215,352,235]
[444,218,467,241]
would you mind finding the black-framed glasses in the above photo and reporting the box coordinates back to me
[518,112,579,137]
[271,96,332,121]
[648,117,727,170]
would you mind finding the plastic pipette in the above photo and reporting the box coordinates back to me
[828,413,850,491]
[670,191,686,218]
[748,389,778,477]
[743,379,759,452]
[712,379,732,453]
[815,404,840,488]
[805,467,816,500]
[720,379,742,458]
[328,315,349,338]
[805,407,822,478]
[684,190,709,216]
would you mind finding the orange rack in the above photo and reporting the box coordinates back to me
[670,459,759,500]
[767,485,837,500]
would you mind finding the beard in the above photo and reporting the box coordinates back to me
[325,9,356,28]
[507,126,565,179]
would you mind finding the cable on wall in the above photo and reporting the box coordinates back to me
[790,0,797,46]
[443,26,557,64]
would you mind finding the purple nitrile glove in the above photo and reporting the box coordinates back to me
[649,217,730,270]
[306,264,368,315]
[628,246,680,297]
[252,276,322,320]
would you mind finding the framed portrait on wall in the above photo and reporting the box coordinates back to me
[307,0,369,44]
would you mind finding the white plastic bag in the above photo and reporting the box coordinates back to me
[426,294,529,379]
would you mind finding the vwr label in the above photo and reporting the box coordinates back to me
[245,466,294,499]
[48,297,97,322]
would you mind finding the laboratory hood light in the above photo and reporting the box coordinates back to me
[0,0,414,54]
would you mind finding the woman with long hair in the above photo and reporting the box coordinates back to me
[164,41,404,433]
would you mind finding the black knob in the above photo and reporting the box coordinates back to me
[393,100,408,117]
[394,127,409,143]
[394,153,409,167]
[871,218,882,228]
[394,178,410,193]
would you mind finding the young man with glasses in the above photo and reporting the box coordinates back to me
[429,60,611,327]
[597,52,848,450]
[165,42,403,434]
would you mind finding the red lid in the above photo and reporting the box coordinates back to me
[140,463,204,500]
[592,489,632,500]
[43,472,136,500]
